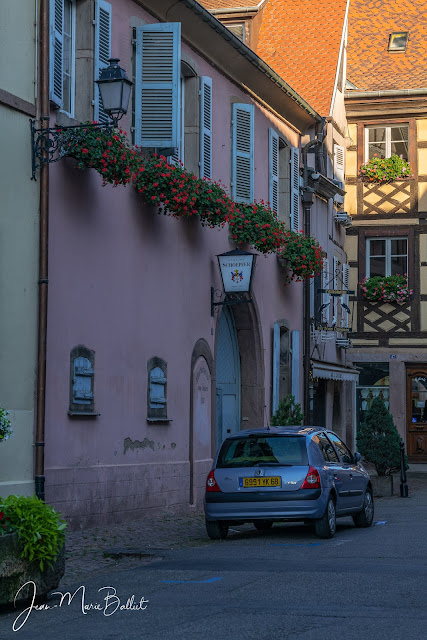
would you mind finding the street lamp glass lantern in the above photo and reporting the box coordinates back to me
[96,58,133,124]
[217,249,256,294]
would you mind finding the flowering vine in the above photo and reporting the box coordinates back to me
[359,274,413,303]
[360,154,412,183]
[61,125,323,281]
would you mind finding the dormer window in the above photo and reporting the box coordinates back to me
[388,32,409,52]
[227,23,245,42]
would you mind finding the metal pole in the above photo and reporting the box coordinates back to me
[400,440,409,497]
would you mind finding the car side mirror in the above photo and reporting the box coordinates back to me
[353,452,361,464]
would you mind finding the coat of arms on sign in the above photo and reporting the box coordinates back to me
[231,269,243,283]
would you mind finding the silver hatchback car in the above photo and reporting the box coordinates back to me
[204,426,374,540]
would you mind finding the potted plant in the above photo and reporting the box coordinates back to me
[271,394,303,426]
[356,396,406,496]
[360,154,412,183]
[0,406,12,442]
[0,495,67,605]
[359,274,412,304]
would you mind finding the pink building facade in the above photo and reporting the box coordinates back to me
[43,0,325,526]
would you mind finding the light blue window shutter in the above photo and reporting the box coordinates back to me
[322,258,330,324]
[269,128,279,214]
[49,0,64,107]
[291,330,299,404]
[200,76,212,179]
[135,23,181,148]
[341,263,350,328]
[290,147,300,232]
[94,0,112,123]
[73,357,94,405]
[231,103,254,204]
[272,322,280,415]
[149,367,167,409]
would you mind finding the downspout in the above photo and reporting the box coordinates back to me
[301,131,325,425]
[35,0,50,500]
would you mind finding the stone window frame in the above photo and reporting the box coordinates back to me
[147,356,171,423]
[68,345,99,416]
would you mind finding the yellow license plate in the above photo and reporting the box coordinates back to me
[240,477,281,488]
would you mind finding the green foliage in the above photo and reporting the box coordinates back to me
[271,394,303,426]
[0,406,12,442]
[360,154,412,183]
[356,397,404,476]
[0,495,67,571]
[61,125,324,281]
[360,274,413,303]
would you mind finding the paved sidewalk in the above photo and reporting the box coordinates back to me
[60,473,427,588]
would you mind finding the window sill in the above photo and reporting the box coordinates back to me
[68,411,100,417]
[147,418,173,423]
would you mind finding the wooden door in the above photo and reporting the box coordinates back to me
[215,308,241,449]
[406,367,427,462]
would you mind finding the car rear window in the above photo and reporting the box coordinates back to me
[216,435,308,468]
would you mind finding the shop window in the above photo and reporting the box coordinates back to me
[410,375,427,425]
[355,362,389,429]
[147,357,170,422]
[69,345,98,415]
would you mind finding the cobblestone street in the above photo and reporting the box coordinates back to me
[61,473,427,588]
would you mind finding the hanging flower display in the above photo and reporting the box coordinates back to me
[61,125,323,281]
[359,274,413,303]
[360,154,412,183]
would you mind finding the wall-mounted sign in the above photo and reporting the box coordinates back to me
[218,250,255,294]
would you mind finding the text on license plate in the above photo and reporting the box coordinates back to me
[239,477,281,488]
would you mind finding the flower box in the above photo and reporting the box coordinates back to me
[360,154,412,183]
[359,274,412,304]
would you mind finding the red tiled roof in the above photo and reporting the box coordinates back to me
[255,0,348,116]
[201,0,263,10]
[347,0,427,92]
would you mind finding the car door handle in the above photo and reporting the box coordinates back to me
[349,473,353,479]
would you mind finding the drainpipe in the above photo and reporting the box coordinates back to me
[301,132,325,425]
[35,0,50,501]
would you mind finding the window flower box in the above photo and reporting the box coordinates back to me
[360,154,412,183]
[359,274,412,303]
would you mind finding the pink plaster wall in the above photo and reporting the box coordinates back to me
[44,0,304,526]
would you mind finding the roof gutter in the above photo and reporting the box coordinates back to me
[180,0,322,122]
[345,88,427,99]
[210,1,267,14]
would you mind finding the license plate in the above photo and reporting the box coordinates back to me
[239,477,281,488]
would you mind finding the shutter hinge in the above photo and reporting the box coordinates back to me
[91,99,95,106]
[92,19,97,26]
[132,38,136,45]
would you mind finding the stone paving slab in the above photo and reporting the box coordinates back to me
[60,473,427,589]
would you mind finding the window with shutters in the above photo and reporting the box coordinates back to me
[333,144,345,187]
[135,23,181,149]
[290,147,300,232]
[49,0,75,115]
[94,0,112,123]
[231,103,254,204]
[273,323,299,414]
[341,263,350,329]
[200,76,212,180]
[333,256,341,327]
[69,345,98,416]
[321,258,330,325]
[269,129,279,215]
[147,357,170,422]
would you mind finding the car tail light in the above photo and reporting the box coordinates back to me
[300,466,321,489]
[206,470,221,492]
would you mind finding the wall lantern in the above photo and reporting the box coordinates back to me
[31,58,132,179]
[211,248,257,316]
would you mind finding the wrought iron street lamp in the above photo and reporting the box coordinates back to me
[211,248,257,316]
[31,58,132,179]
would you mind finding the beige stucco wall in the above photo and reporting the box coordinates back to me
[417,119,427,142]
[0,0,36,104]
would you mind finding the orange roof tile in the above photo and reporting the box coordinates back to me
[255,0,348,115]
[201,0,264,10]
[347,0,427,92]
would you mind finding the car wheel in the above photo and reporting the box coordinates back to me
[314,496,336,539]
[253,520,273,532]
[352,488,374,528]
[206,519,229,540]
